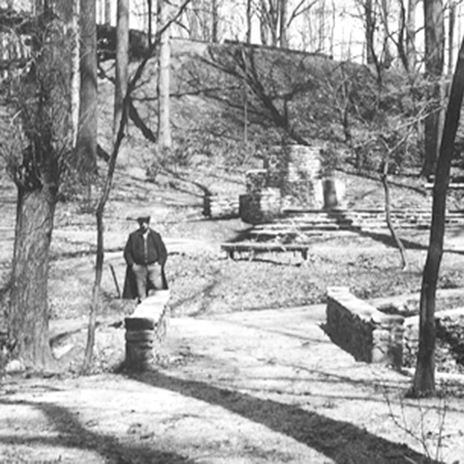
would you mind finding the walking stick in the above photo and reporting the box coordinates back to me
[109,264,121,298]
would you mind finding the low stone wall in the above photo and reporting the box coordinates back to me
[124,290,170,371]
[403,308,464,371]
[325,287,404,368]
[246,169,268,194]
[239,188,281,224]
[203,194,240,219]
[265,145,324,209]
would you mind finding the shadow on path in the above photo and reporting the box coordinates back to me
[133,371,441,464]
[0,398,196,464]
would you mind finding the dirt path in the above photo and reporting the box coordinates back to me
[1,305,463,463]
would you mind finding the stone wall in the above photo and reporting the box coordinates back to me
[325,287,404,368]
[204,145,347,223]
[203,194,240,219]
[124,290,170,371]
[239,188,281,224]
[264,145,324,209]
[240,145,330,223]
[403,308,464,371]
[246,169,269,194]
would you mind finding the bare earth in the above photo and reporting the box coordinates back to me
[1,167,464,463]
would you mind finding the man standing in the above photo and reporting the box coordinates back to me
[123,216,168,302]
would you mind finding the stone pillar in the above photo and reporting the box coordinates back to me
[125,318,159,371]
[246,169,268,194]
[322,177,346,210]
[124,290,170,371]
[239,168,282,224]
[203,193,240,219]
[264,145,323,209]
[239,188,281,224]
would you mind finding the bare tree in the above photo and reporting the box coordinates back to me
[405,0,418,70]
[364,0,376,64]
[183,0,218,42]
[299,0,334,54]
[76,0,98,182]
[157,0,171,150]
[105,0,112,25]
[279,0,288,47]
[113,0,130,138]
[411,36,464,397]
[397,0,418,72]
[211,0,219,42]
[246,0,253,43]
[448,0,457,75]
[258,0,284,47]
[147,0,154,46]
[257,0,317,48]
[82,0,193,371]
[5,4,72,370]
[421,0,444,178]
[71,0,80,147]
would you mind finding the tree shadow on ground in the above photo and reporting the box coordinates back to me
[0,398,196,464]
[357,228,464,256]
[354,228,427,251]
[133,371,442,464]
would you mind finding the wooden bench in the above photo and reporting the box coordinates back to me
[221,242,310,261]
[424,177,464,190]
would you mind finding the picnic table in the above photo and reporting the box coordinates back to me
[221,241,310,261]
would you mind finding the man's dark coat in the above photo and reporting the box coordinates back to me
[122,228,168,299]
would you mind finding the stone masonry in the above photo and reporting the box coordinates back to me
[239,145,325,223]
[124,290,170,371]
[325,287,404,368]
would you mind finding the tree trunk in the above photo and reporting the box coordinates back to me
[76,0,98,181]
[380,0,393,68]
[411,36,464,397]
[259,0,276,46]
[105,0,112,25]
[188,0,201,41]
[147,0,153,46]
[157,0,171,150]
[269,0,279,46]
[406,0,417,70]
[246,0,252,43]
[6,0,72,372]
[279,0,288,48]
[421,0,444,178]
[365,0,376,65]
[448,1,456,75]
[381,169,408,269]
[211,0,219,43]
[114,0,129,139]
[9,186,56,369]
[71,0,80,147]
[53,0,80,147]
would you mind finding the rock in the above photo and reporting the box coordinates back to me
[5,359,24,373]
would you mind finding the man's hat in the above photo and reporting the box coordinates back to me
[136,216,151,223]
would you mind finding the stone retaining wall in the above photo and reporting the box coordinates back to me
[326,287,404,368]
[403,308,464,370]
[239,188,282,224]
[239,145,327,223]
[264,145,324,209]
[203,194,240,219]
[124,290,170,371]
[281,208,464,230]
